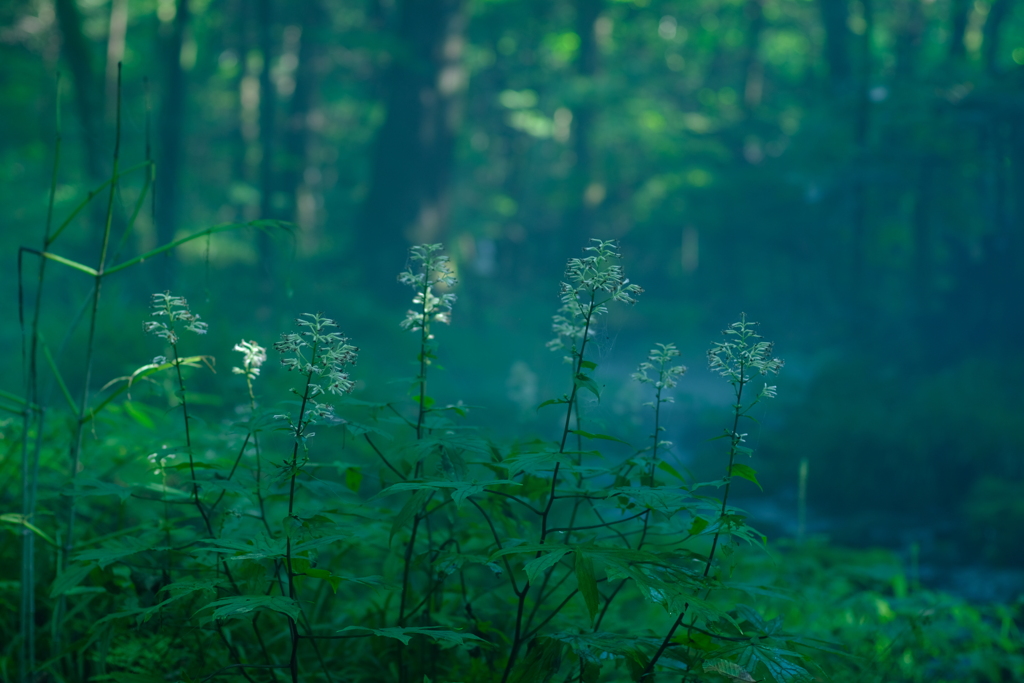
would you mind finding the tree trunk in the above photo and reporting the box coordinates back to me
[848,0,872,331]
[155,0,190,287]
[741,0,765,111]
[54,0,107,240]
[894,0,924,82]
[948,0,970,60]
[563,0,603,255]
[817,0,852,95]
[104,0,128,123]
[280,1,326,238]
[257,0,277,276]
[357,0,468,298]
[982,0,1014,74]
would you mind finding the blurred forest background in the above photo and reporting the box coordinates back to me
[2,0,1023,591]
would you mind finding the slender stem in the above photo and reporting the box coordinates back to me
[641,362,748,680]
[56,65,122,664]
[284,341,320,683]
[18,73,63,683]
[502,297,598,682]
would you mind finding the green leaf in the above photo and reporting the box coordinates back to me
[390,488,431,545]
[490,543,566,560]
[522,547,573,584]
[157,579,220,598]
[579,360,598,371]
[64,478,132,503]
[737,642,813,683]
[204,595,301,622]
[501,446,575,478]
[123,400,156,429]
[574,551,600,622]
[568,429,630,445]
[536,398,568,410]
[689,516,710,535]
[704,659,756,682]
[508,637,565,683]
[108,674,167,683]
[200,535,287,561]
[413,394,436,409]
[344,466,363,493]
[657,460,690,483]
[0,513,57,546]
[50,561,98,598]
[730,463,762,490]
[574,373,602,400]
[337,626,485,647]
[40,250,98,275]
[75,535,158,568]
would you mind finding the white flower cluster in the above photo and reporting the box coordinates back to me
[707,314,783,398]
[633,343,688,395]
[273,314,358,397]
[143,292,208,345]
[548,239,643,358]
[398,243,457,337]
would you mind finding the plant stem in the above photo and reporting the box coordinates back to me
[641,360,748,680]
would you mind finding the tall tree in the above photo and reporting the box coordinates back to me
[563,0,603,253]
[817,0,852,95]
[894,0,924,81]
[982,0,1015,73]
[256,0,277,276]
[54,0,105,199]
[741,0,766,111]
[948,0,971,60]
[279,1,327,236]
[357,0,468,296]
[155,0,191,286]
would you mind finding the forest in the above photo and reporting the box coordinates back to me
[1,0,1023,681]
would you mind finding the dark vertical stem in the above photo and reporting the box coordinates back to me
[57,62,122,666]
[19,73,63,683]
[284,347,319,683]
[641,365,748,680]
[501,298,596,682]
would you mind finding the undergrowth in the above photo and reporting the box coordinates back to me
[2,73,1022,683]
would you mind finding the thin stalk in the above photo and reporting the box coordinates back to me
[641,361,748,680]
[502,296,597,683]
[18,72,63,683]
[56,64,122,664]
[284,338,321,683]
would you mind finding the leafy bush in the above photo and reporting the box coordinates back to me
[7,164,825,682]
[736,541,1024,683]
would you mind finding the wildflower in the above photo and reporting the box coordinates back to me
[144,292,208,344]
[633,343,687,394]
[548,240,643,358]
[399,243,457,337]
[232,340,267,380]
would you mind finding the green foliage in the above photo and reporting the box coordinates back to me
[8,183,849,681]
[736,541,1024,683]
